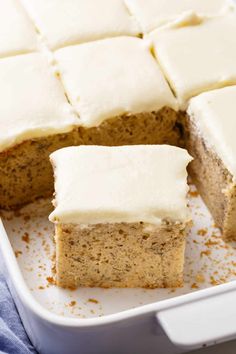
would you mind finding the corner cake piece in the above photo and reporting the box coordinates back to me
[0,53,79,209]
[21,0,141,49]
[55,36,180,147]
[49,145,192,288]
[0,0,38,58]
[149,11,236,109]
[125,0,231,32]
[186,86,236,241]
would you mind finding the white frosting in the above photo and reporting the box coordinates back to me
[187,86,236,179]
[21,0,140,49]
[125,0,233,32]
[55,37,177,128]
[149,12,236,109]
[49,145,192,225]
[0,0,38,58]
[0,53,79,152]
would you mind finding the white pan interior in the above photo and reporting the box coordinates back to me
[2,183,236,319]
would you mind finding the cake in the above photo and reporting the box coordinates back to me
[0,0,38,58]
[186,86,236,241]
[149,11,236,109]
[125,0,231,32]
[54,36,180,147]
[21,0,141,49]
[0,53,79,209]
[49,145,192,288]
[1,3,236,214]
[1,0,236,293]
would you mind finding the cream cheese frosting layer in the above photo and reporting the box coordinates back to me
[125,0,232,32]
[21,0,140,49]
[187,86,236,180]
[49,145,192,225]
[0,53,78,152]
[55,37,177,128]
[149,12,236,109]
[0,0,38,58]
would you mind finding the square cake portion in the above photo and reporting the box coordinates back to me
[0,53,79,209]
[55,36,180,147]
[21,0,140,49]
[49,145,192,288]
[186,86,236,241]
[125,0,231,32]
[0,0,38,58]
[149,12,236,109]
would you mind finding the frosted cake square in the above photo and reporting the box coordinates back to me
[186,86,236,240]
[49,145,192,288]
[21,0,141,49]
[149,12,236,109]
[125,0,230,32]
[55,36,180,147]
[0,53,78,209]
[0,0,38,58]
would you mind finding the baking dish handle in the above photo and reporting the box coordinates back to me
[156,286,236,350]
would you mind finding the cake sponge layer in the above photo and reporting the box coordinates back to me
[55,221,187,288]
[50,145,191,288]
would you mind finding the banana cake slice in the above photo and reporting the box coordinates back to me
[186,86,236,241]
[0,0,38,58]
[125,0,231,33]
[149,11,236,109]
[0,53,79,209]
[21,0,141,49]
[55,36,180,147]
[49,145,192,289]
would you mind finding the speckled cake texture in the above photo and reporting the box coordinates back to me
[49,145,191,288]
[0,0,236,288]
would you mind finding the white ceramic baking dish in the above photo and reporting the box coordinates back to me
[1,187,236,354]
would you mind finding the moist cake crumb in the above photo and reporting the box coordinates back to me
[49,145,191,288]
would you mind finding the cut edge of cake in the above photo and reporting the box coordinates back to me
[186,86,236,241]
[49,145,192,289]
